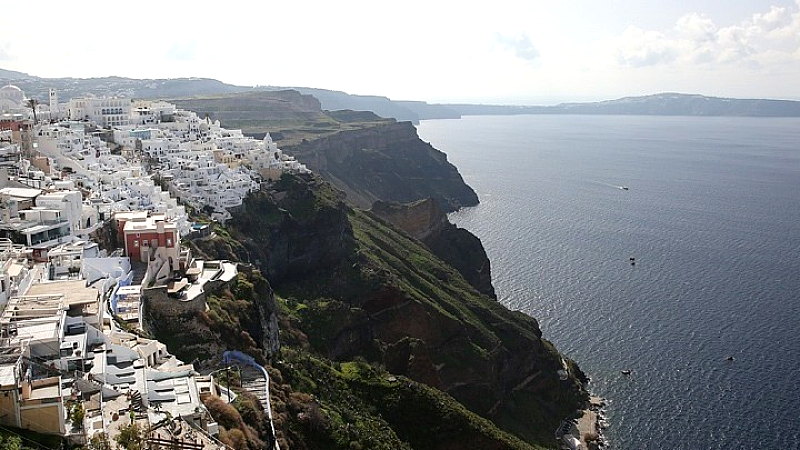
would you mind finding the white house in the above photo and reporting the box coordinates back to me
[68,97,131,128]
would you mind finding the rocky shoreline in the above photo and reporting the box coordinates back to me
[576,396,607,449]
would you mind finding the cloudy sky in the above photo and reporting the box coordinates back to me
[2,0,800,104]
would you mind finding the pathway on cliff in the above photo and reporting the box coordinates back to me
[223,350,280,450]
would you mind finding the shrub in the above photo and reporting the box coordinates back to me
[203,395,243,430]
[115,422,145,450]
[221,429,248,450]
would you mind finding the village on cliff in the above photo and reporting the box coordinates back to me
[0,84,308,448]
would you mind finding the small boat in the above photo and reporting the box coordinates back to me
[621,369,632,375]
[619,186,629,190]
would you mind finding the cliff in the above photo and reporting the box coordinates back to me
[371,198,496,298]
[192,174,588,448]
[142,263,281,367]
[283,121,479,212]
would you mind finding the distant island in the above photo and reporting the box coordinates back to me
[443,92,800,118]
[4,67,800,122]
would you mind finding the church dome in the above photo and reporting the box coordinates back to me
[0,84,25,103]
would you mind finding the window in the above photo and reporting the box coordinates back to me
[134,240,139,248]
[166,238,173,247]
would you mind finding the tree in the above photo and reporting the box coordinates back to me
[88,433,112,450]
[70,401,86,429]
[115,422,146,450]
[26,98,38,124]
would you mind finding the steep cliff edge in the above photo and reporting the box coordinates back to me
[193,174,588,447]
[169,91,479,213]
[282,121,479,212]
[371,198,496,298]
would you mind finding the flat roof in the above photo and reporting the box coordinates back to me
[13,320,61,342]
[27,381,60,400]
[25,280,98,306]
[123,217,176,232]
[0,218,41,232]
[0,187,42,199]
[113,211,148,221]
[1,295,64,323]
[37,191,78,200]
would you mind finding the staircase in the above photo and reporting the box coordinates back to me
[239,365,269,409]
[130,261,147,286]
[129,389,146,412]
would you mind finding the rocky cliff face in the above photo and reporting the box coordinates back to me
[283,121,479,212]
[370,199,448,240]
[194,174,587,447]
[142,262,280,369]
[371,198,496,298]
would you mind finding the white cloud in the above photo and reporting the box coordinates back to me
[165,40,200,62]
[494,32,540,61]
[2,0,800,102]
[675,13,717,42]
[0,42,14,61]
[605,2,800,69]
[613,26,679,67]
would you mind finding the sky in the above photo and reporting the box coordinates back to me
[2,0,800,104]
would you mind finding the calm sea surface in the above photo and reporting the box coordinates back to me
[416,115,800,450]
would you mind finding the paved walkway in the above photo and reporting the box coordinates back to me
[576,396,604,448]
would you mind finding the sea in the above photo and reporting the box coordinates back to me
[416,115,800,450]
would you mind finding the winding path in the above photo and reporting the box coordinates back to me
[222,350,280,450]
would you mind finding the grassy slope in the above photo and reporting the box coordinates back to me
[266,179,586,447]
[187,175,586,448]
[271,346,546,450]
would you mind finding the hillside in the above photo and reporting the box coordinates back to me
[186,173,589,448]
[2,73,253,102]
[5,69,798,119]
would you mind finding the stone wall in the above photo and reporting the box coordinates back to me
[142,269,237,319]
[142,285,205,318]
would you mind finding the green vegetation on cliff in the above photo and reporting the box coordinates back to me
[269,348,547,450]
[185,174,588,449]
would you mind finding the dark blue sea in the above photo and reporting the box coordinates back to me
[416,115,800,450]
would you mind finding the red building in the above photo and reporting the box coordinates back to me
[122,215,180,267]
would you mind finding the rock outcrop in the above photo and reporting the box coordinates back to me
[371,198,496,298]
[283,121,479,212]
[371,199,448,240]
[142,263,280,369]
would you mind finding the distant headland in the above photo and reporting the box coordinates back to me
[4,67,800,123]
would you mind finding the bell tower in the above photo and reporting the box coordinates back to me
[49,88,59,118]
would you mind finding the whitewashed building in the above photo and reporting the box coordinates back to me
[68,97,131,128]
